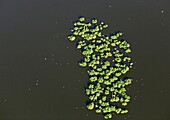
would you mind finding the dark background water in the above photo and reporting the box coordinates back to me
[0,0,170,120]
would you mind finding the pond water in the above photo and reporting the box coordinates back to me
[0,0,170,120]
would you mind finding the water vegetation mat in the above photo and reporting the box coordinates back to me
[68,17,133,119]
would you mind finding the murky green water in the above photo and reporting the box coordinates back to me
[0,0,170,120]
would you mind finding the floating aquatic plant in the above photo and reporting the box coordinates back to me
[68,16,133,119]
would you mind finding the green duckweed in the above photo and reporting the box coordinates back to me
[68,17,134,119]
[87,102,94,110]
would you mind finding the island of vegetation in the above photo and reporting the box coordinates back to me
[68,17,133,119]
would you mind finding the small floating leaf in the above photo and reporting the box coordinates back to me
[68,35,75,41]
[79,17,85,22]
[87,102,94,110]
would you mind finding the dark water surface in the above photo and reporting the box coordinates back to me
[0,0,170,120]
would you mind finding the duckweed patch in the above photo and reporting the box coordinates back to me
[68,17,133,119]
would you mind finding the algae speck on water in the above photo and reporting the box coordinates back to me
[68,17,133,119]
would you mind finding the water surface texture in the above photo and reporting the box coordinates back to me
[0,0,170,120]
